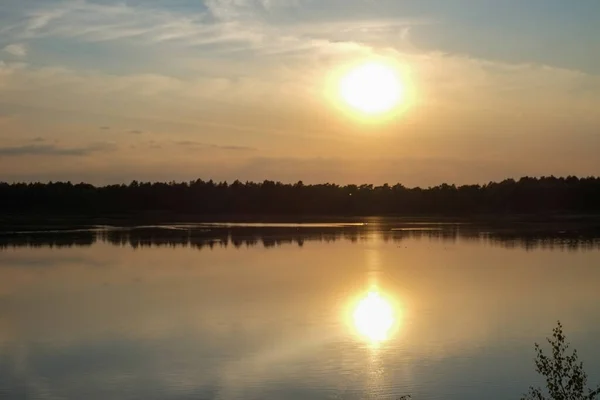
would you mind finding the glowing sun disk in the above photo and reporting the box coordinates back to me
[339,62,404,115]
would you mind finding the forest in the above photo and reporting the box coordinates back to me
[1,176,600,216]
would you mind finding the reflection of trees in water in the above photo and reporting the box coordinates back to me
[101,227,369,250]
[385,227,600,252]
[0,231,96,249]
[1,225,600,251]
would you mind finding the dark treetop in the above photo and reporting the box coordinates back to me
[2,176,600,217]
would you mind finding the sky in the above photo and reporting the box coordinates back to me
[0,0,599,187]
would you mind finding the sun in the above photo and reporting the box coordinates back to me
[338,62,405,115]
[352,291,396,343]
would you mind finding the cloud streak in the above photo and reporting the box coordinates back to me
[175,141,257,151]
[0,143,116,157]
[3,44,27,57]
[1,0,418,59]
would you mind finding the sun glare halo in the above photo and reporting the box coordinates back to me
[338,62,405,116]
[352,291,397,343]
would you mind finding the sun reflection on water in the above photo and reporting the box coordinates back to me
[351,290,399,345]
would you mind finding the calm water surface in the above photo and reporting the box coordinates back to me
[1,223,599,400]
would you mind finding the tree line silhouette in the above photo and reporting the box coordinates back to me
[2,176,600,216]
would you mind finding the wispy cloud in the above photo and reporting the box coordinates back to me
[26,7,68,33]
[215,145,257,151]
[0,143,116,157]
[3,44,27,57]
[175,140,257,151]
[145,140,162,149]
[7,1,255,47]
[128,130,143,134]
[1,0,418,59]
[99,126,110,130]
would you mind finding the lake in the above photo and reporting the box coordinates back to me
[1,221,600,400]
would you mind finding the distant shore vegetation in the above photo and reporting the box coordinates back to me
[2,176,600,216]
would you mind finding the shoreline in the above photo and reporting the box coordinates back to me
[2,213,600,233]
